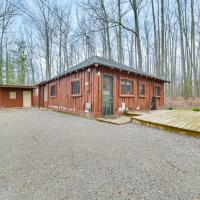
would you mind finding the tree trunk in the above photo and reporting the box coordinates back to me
[160,0,165,77]
[130,0,142,70]
[176,0,187,97]
[117,0,123,63]
[151,0,159,75]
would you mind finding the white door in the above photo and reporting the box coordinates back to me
[23,91,32,107]
[44,85,48,102]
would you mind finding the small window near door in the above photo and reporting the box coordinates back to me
[120,79,134,96]
[155,86,161,97]
[71,80,81,96]
[50,84,56,97]
[10,92,16,99]
[139,83,145,96]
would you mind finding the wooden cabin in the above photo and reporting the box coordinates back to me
[34,56,169,117]
[0,85,35,108]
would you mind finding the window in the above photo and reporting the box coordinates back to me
[71,80,80,95]
[155,86,161,97]
[139,83,145,96]
[10,92,16,99]
[50,85,56,97]
[121,79,133,95]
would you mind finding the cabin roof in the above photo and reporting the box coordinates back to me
[38,56,170,85]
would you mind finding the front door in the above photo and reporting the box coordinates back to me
[23,91,32,107]
[102,75,114,116]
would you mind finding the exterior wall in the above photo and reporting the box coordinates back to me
[0,87,33,108]
[39,67,96,117]
[33,88,39,107]
[38,64,165,117]
[0,88,1,107]
[95,66,164,117]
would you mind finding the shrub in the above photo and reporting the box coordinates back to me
[167,107,173,110]
[192,107,200,112]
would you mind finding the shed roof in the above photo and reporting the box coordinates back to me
[0,85,36,89]
[38,56,169,85]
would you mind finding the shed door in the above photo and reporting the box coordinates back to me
[102,75,114,116]
[23,91,32,107]
[44,85,48,102]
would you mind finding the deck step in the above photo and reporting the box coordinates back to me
[97,116,131,125]
[126,111,146,117]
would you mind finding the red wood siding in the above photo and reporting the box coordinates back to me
[94,66,164,116]
[38,67,96,116]
[38,64,165,117]
[0,88,2,107]
[33,88,39,107]
[0,88,33,108]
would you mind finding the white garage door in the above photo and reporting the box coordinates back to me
[23,91,32,108]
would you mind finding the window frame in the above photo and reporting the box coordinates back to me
[10,91,16,100]
[119,77,135,97]
[139,82,146,97]
[50,84,57,97]
[71,78,81,97]
[154,85,161,97]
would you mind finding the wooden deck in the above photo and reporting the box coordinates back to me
[132,110,200,137]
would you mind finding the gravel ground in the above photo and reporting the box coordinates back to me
[0,109,200,200]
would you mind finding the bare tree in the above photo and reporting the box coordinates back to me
[176,0,187,96]
[129,0,142,70]
[31,0,56,80]
[1,0,200,97]
[0,0,18,84]
[54,3,71,73]
[117,0,123,63]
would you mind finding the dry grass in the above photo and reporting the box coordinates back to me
[165,97,200,109]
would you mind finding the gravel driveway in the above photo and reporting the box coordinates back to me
[0,109,200,200]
